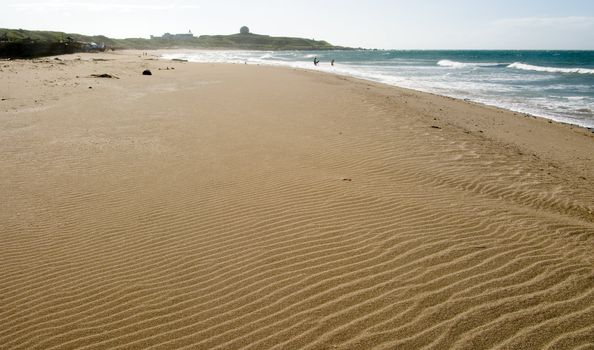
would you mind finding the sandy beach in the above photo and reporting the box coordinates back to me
[1,51,593,349]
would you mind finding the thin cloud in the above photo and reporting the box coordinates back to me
[8,1,200,12]
[494,16,594,28]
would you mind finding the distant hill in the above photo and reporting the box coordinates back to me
[0,28,351,58]
[192,33,339,50]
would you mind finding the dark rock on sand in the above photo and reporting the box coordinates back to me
[90,73,118,79]
[142,70,152,76]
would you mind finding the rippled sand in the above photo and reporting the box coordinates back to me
[1,51,593,349]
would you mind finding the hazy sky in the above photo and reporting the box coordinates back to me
[2,0,594,49]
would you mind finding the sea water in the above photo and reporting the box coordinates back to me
[162,50,594,128]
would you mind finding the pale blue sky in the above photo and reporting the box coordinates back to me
[2,0,594,49]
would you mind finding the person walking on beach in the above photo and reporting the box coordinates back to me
[331,59,335,66]
[314,57,320,66]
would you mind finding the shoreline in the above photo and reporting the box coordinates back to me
[157,49,594,130]
[1,51,593,349]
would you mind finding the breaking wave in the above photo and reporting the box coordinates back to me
[437,60,504,68]
[508,62,594,74]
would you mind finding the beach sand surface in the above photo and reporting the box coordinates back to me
[1,51,593,349]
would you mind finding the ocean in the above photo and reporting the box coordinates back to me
[162,50,594,128]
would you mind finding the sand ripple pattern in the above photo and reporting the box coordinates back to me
[1,63,593,349]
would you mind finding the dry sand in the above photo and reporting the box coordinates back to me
[1,51,593,349]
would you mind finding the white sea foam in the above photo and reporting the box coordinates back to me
[567,96,586,101]
[508,62,594,74]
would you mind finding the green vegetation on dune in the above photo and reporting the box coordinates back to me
[0,28,115,46]
[0,28,349,58]
[1,29,68,43]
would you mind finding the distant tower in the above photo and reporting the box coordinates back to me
[240,26,250,34]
